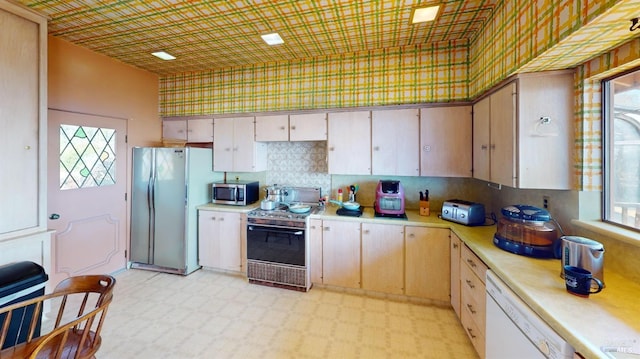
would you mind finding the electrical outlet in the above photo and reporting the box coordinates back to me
[543,196,550,210]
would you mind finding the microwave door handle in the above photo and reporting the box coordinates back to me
[234,186,239,203]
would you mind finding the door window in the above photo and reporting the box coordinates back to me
[59,125,116,190]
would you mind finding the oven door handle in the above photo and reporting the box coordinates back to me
[248,225,303,236]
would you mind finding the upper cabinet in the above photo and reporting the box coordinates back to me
[213,117,267,172]
[0,1,47,239]
[163,119,213,143]
[420,106,472,177]
[255,113,327,142]
[473,70,574,189]
[371,109,420,176]
[327,111,371,175]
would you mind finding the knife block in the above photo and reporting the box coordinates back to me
[419,200,430,216]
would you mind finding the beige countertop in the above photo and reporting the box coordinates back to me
[315,206,640,359]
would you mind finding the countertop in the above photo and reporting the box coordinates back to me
[315,205,640,359]
[197,203,640,358]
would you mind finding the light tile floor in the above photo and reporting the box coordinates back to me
[99,269,479,359]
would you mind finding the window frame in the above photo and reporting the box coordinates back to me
[601,66,640,232]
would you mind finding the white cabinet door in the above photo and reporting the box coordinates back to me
[187,118,213,142]
[0,2,46,237]
[489,82,517,187]
[450,231,462,319]
[420,106,472,177]
[327,111,371,175]
[405,226,450,301]
[289,113,327,141]
[361,222,404,294]
[213,118,235,171]
[308,218,323,284]
[322,220,361,288]
[213,117,267,172]
[255,115,289,141]
[371,108,420,176]
[162,120,187,140]
[198,211,242,271]
[472,97,491,182]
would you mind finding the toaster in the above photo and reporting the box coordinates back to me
[441,199,486,226]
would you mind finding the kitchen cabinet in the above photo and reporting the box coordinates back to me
[460,244,488,358]
[327,111,371,175]
[213,117,267,172]
[361,222,404,295]
[420,106,472,177]
[0,1,47,239]
[163,118,213,142]
[473,70,574,189]
[450,232,462,319]
[371,109,420,176]
[321,219,361,289]
[198,210,244,272]
[404,227,450,302]
[308,218,323,284]
[255,113,327,141]
[289,113,327,141]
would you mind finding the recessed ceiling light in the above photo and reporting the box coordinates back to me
[411,5,440,24]
[261,33,284,45]
[151,51,176,60]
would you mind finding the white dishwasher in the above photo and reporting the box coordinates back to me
[486,270,575,359]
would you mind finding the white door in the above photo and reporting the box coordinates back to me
[47,109,128,287]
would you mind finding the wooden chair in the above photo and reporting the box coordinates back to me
[0,275,115,359]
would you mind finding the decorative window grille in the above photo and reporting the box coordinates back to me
[59,125,116,190]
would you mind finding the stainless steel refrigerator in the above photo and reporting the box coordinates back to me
[130,147,215,275]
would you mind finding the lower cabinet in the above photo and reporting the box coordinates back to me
[459,243,488,359]
[198,210,244,272]
[450,232,462,318]
[321,219,361,289]
[361,222,404,294]
[405,226,450,301]
[311,220,451,302]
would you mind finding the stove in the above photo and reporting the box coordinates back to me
[246,187,321,291]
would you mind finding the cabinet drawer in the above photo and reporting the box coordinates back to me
[461,244,488,283]
[460,265,486,326]
[461,307,486,359]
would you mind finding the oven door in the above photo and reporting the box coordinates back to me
[247,224,305,267]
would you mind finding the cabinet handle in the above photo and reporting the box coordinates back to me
[408,233,415,238]
[465,279,475,289]
[324,227,331,231]
[490,144,496,150]
[481,144,488,150]
[219,217,224,221]
[373,146,380,151]
[453,243,458,249]
[290,125,296,130]
[363,230,370,234]
[280,126,286,130]
[211,217,216,220]
[466,259,477,268]
[466,327,476,339]
[329,147,335,151]
[466,304,476,314]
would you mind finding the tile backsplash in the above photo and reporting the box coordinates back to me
[265,141,331,195]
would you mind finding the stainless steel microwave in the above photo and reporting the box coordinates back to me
[211,180,259,206]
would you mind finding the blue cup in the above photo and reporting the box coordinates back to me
[564,265,603,297]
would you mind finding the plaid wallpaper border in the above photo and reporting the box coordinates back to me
[160,40,469,116]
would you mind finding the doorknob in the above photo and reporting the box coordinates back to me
[49,213,60,220]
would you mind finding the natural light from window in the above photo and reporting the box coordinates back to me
[603,69,640,231]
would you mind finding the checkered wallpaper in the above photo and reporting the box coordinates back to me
[160,40,469,115]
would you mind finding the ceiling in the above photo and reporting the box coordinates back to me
[19,0,496,76]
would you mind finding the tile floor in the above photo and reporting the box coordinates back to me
[99,269,479,359]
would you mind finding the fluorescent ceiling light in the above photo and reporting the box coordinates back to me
[151,51,176,60]
[261,32,284,45]
[411,5,440,24]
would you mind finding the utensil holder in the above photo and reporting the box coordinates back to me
[419,200,430,216]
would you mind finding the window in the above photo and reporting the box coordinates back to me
[603,69,640,231]
[59,125,116,190]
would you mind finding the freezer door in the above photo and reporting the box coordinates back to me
[130,147,154,264]
[152,148,187,270]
